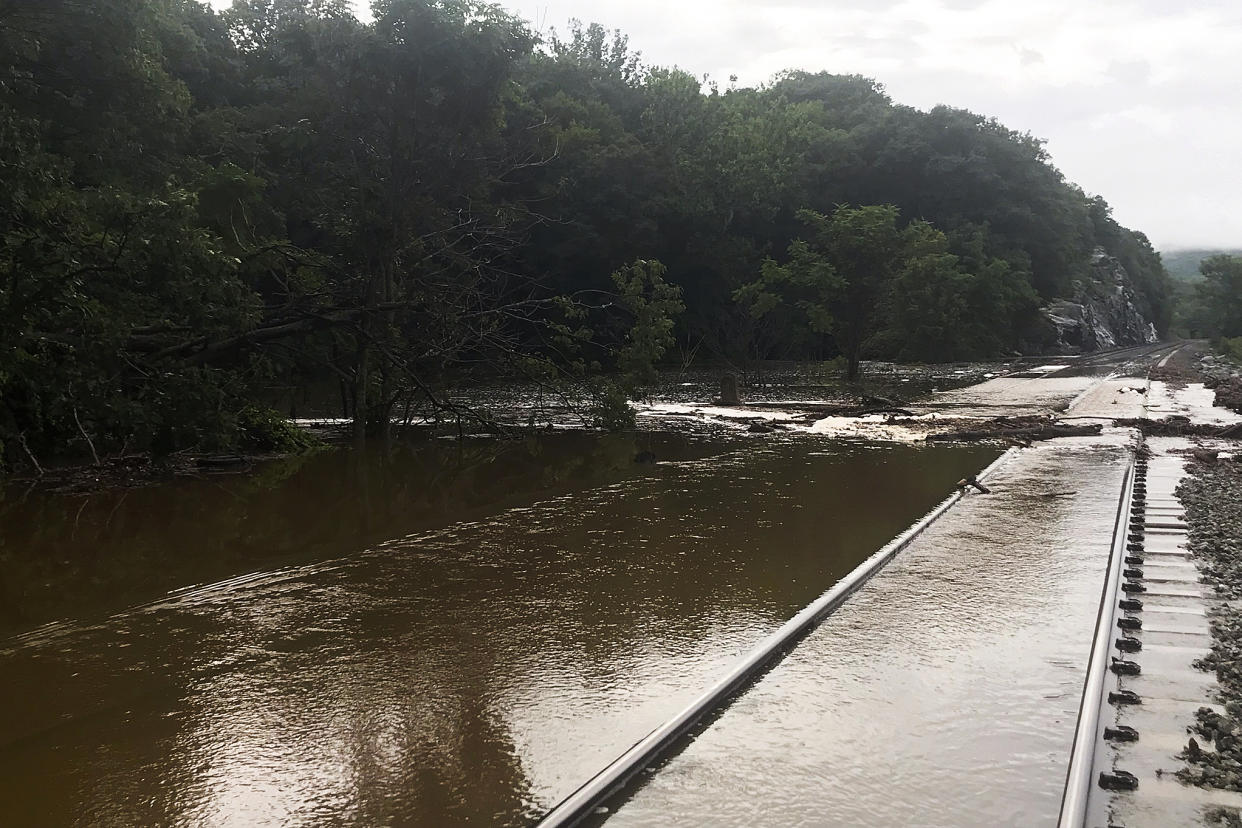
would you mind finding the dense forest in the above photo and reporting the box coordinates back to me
[1173,254,1242,341]
[0,0,1175,467]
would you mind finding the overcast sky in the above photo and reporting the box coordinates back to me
[215,0,1242,250]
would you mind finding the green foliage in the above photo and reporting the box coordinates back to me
[586,382,638,432]
[581,259,683,431]
[1199,255,1242,339]
[1164,249,1242,282]
[738,206,1049,370]
[610,259,685,392]
[1218,337,1242,365]
[739,206,930,377]
[0,0,1177,467]
[236,406,321,452]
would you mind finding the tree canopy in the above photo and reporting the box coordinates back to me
[0,0,1175,468]
[1198,255,1242,339]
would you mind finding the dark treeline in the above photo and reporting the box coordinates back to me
[1175,254,1242,342]
[0,0,1172,465]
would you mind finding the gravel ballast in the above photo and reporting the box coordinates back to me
[1175,460,1242,795]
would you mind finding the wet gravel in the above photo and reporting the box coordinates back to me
[1175,460,1242,793]
[1216,378,1242,415]
[1207,805,1242,828]
[1199,351,1242,414]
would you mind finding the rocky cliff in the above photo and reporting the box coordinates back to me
[1042,248,1159,353]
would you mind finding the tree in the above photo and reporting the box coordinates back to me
[582,259,684,430]
[0,1,1180,469]
[737,205,918,380]
[1199,255,1242,338]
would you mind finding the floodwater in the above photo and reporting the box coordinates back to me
[280,360,1007,429]
[604,440,1129,828]
[0,434,997,827]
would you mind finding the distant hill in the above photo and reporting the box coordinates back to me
[1162,248,1242,281]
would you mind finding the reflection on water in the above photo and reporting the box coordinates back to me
[0,435,996,827]
[0,432,720,636]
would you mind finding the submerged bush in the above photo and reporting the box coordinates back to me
[587,383,637,432]
[237,407,320,453]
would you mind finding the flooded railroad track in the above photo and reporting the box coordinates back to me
[0,438,997,828]
[1,346,1204,828]
[536,451,1018,828]
[1064,440,1242,827]
[575,438,1134,828]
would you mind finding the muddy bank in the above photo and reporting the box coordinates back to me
[2,450,312,494]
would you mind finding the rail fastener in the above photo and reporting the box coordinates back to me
[1099,770,1139,792]
[1104,725,1140,742]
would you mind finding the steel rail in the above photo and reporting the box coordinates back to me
[1046,341,1181,378]
[533,446,1021,828]
[1056,457,1137,826]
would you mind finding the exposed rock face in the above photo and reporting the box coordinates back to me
[1042,248,1159,353]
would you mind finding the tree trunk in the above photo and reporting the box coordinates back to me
[352,331,370,443]
[367,398,394,442]
[846,350,862,381]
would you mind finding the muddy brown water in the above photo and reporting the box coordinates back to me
[0,433,996,827]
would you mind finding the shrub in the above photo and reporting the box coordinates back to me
[236,406,320,453]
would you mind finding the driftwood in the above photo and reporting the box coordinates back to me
[859,406,917,417]
[927,423,1103,443]
[196,455,250,468]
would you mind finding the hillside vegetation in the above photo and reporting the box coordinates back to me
[1164,249,1242,281]
[0,0,1173,466]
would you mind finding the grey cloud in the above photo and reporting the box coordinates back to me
[936,0,989,9]
[831,33,928,60]
[1017,47,1043,66]
[1106,59,1151,86]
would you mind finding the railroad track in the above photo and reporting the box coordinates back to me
[1057,450,1142,826]
[534,343,1195,828]
[1059,438,1242,827]
[531,448,1020,828]
[1043,342,1184,378]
